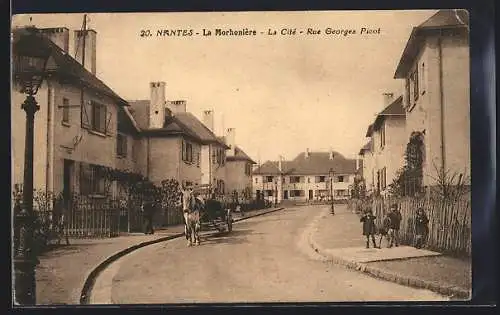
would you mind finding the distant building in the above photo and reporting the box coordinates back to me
[252,149,358,202]
[393,9,470,185]
[223,128,256,198]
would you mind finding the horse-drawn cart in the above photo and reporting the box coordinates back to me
[200,198,233,233]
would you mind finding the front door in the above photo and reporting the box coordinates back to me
[308,190,313,200]
[63,159,74,207]
[284,190,288,200]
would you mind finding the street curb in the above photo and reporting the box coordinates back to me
[80,207,284,304]
[307,228,471,300]
[233,207,285,223]
[79,233,184,304]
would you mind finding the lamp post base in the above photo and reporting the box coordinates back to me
[14,258,38,305]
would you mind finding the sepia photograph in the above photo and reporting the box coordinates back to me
[11,9,472,305]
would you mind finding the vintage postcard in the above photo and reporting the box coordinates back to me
[11,10,471,305]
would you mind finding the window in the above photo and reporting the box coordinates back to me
[307,177,310,183]
[117,133,127,157]
[290,190,304,197]
[91,101,107,133]
[255,177,258,184]
[266,176,274,183]
[290,176,301,183]
[62,98,70,123]
[412,69,419,101]
[266,190,273,197]
[421,62,426,95]
[380,124,386,148]
[337,176,344,183]
[316,176,326,183]
[381,167,387,190]
[245,163,251,175]
[197,152,201,167]
[182,140,194,163]
[80,163,106,196]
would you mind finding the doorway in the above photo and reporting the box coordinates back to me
[308,190,313,200]
[63,159,74,207]
[283,190,288,200]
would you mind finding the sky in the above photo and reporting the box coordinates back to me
[13,10,437,164]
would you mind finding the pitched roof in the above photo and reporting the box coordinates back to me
[125,105,229,147]
[358,140,373,155]
[174,112,229,148]
[12,27,128,107]
[372,96,405,131]
[394,9,469,78]
[226,146,257,164]
[253,151,356,175]
[365,124,374,137]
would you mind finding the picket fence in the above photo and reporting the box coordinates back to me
[353,192,471,257]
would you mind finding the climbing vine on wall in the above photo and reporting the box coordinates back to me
[388,131,425,197]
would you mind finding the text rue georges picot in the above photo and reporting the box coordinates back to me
[139,27,382,38]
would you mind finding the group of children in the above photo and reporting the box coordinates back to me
[360,203,429,249]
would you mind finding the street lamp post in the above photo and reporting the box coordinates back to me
[13,27,52,305]
[329,168,335,215]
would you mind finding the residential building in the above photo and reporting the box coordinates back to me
[358,139,374,193]
[252,150,357,202]
[394,9,470,185]
[12,26,234,202]
[12,26,130,202]
[364,95,407,196]
[223,128,256,197]
[127,89,229,189]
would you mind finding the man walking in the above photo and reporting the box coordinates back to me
[388,203,402,247]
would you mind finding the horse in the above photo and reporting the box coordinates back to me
[181,188,203,246]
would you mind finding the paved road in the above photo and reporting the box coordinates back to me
[100,205,446,303]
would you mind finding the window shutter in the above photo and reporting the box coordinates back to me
[81,100,91,129]
[181,141,185,161]
[105,109,113,136]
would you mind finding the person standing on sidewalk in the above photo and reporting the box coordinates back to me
[388,203,402,247]
[360,208,378,249]
[142,196,155,235]
[414,208,429,249]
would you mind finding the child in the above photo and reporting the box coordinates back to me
[377,213,392,248]
[360,209,378,249]
[415,208,429,249]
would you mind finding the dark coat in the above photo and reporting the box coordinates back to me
[415,213,429,235]
[360,214,377,236]
[389,210,402,230]
[379,216,392,235]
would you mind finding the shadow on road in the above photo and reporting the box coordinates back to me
[200,228,258,246]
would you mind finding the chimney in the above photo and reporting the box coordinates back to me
[356,156,360,170]
[226,128,236,156]
[203,110,214,132]
[149,82,166,129]
[305,148,310,158]
[278,155,283,172]
[169,100,187,114]
[74,29,97,75]
[39,27,69,52]
[382,92,394,109]
[329,150,335,160]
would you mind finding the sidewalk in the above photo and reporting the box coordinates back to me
[310,205,471,300]
[35,206,283,305]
